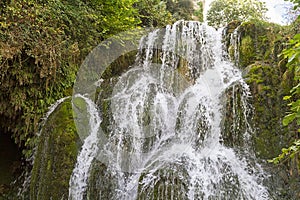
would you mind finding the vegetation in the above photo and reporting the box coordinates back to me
[269,23,300,167]
[287,0,300,8]
[219,0,300,171]
[135,0,195,27]
[135,0,173,27]
[0,0,141,157]
[207,0,268,28]
[194,1,204,22]
[166,0,195,21]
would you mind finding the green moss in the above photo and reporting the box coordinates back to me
[177,57,189,78]
[86,160,117,199]
[281,70,294,94]
[228,45,235,61]
[240,36,255,67]
[72,96,87,111]
[101,50,137,79]
[30,98,80,200]
[137,165,189,200]
[243,62,292,159]
[222,83,248,148]
[225,20,288,69]
[223,21,241,52]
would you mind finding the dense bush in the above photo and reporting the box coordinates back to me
[0,0,140,155]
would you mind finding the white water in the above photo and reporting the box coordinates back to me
[68,94,101,200]
[69,21,270,199]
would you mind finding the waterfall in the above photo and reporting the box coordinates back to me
[69,94,101,199]
[69,21,270,199]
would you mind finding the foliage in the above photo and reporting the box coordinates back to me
[270,140,300,164]
[268,1,300,168]
[286,0,300,10]
[194,1,204,22]
[134,0,196,27]
[166,0,195,21]
[135,0,174,27]
[269,33,300,165]
[0,0,140,153]
[206,0,268,28]
[279,0,300,24]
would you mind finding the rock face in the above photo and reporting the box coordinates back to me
[223,20,300,198]
[30,98,80,200]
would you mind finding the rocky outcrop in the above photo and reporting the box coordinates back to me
[30,98,80,200]
[224,20,300,198]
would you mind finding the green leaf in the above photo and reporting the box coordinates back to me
[282,113,296,126]
[288,53,297,63]
[283,95,291,100]
[294,140,300,145]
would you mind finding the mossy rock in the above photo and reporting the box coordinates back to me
[281,69,295,94]
[221,82,249,149]
[101,50,137,79]
[86,160,117,200]
[30,98,80,200]
[243,62,290,159]
[222,20,241,54]
[137,164,189,200]
[224,20,287,69]
[240,35,255,68]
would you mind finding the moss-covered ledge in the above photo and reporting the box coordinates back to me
[223,20,295,159]
[224,20,288,69]
[223,20,300,197]
[244,62,291,159]
[30,98,80,200]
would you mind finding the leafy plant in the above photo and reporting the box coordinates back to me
[135,0,174,27]
[166,0,195,21]
[0,0,140,155]
[207,0,268,28]
[286,0,300,9]
[194,1,204,22]
[269,33,300,165]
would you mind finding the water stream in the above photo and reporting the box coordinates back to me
[69,21,270,200]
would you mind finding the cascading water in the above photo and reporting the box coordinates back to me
[69,20,271,199]
[69,94,101,199]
